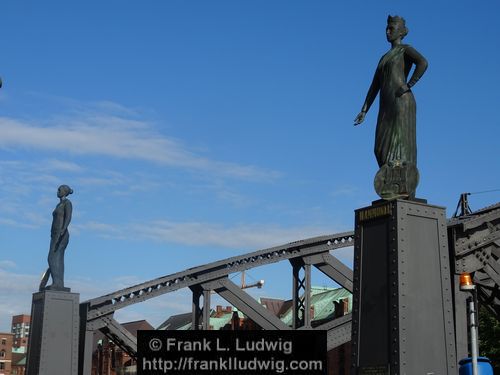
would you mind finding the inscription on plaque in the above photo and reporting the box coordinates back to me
[358,204,392,222]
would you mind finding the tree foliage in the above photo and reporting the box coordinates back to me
[479,306,500,373]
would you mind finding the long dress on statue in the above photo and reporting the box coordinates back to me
[375,45,419,167]
[361,44,427,199]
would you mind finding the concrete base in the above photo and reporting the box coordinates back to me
[351,199,457,375]
[26,290,80,375]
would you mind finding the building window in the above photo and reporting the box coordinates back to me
[0,350,5,358]
[1,339,6,345]
[0,362,5,370]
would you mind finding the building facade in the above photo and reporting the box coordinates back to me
[0,333,14,375]
[91,320,154,375]
[10,316,30,352]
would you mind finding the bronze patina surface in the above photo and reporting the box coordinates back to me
[354,15,428,200]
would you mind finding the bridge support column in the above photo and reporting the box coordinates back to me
[190,286,211,330]
[78,303,93,375]
[351,199,457,375]
[290,258,311,329]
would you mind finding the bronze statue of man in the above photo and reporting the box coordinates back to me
[354,15,428,200]
[39,185,73,291]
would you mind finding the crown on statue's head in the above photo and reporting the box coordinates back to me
[387,15,406,26]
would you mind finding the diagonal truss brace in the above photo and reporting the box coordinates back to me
[202,277,290,331]
[305,253,354,293]
[454,227,500,256]
[87,314,138,360]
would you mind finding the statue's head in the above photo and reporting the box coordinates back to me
[57,184,74,198]
[387,15,408,42]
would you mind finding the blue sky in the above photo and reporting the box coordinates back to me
[1,1,499,331]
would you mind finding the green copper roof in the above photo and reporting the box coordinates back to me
[280,287,352,326]
[210,311,245,330]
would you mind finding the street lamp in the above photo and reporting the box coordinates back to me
[459,272,479,375]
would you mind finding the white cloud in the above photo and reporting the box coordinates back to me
[330,185,359,197]
[139,221,332,249]
[0,109,280,181]
[43,159,84,173]
[78,218,333,250]
[0,269,39,330]
[75,176,124,187]
[73,221,126,241]
[92,100,141,117]
[0,260,17,269]
[0,159,165,230]
[0,217,40,229]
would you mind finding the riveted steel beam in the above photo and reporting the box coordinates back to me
[93,315,138,360]
[304,252,353,292]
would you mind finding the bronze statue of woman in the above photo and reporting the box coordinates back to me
[39,185,73,291]
[354,15,428,200]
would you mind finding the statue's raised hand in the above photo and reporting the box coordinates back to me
[354,111,366,126]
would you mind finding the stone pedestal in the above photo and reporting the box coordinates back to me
[26,290,80,375]
[351,199,457,375]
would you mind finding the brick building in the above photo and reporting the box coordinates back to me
[0,333,14,375]
[10,316,30,352]
[10,352,25,375]
[92,320,154,375]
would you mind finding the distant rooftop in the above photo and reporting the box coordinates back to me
[156,286,352,331]
[280,287,351,326]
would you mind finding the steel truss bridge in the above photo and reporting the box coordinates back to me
[78,201,500,373]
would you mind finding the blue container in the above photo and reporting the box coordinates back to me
[459,357,494,375]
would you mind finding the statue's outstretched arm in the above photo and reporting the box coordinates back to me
[354,69,380,125]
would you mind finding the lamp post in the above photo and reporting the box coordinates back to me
[240,271,265,289]
[459,272,479,375]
